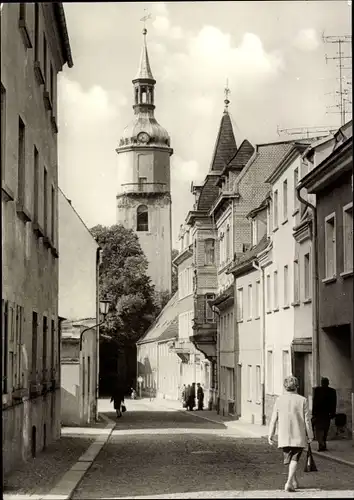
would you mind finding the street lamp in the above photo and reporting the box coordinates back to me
[79,299,111,351]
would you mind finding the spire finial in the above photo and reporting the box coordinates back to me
[140,8,151,35]
[224,78,231,112]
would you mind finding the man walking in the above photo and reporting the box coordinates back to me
[197,383,204,411]
[312,377,337,451]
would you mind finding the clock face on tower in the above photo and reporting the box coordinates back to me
[137,132,150,144]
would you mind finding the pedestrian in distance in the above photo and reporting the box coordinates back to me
[312,377,337,451]
[181,384,187,408]
[110,384,125,419]
[187,382,196,411]
[268,375,314,492]
[185,384,192,410]
[196,383,204,411]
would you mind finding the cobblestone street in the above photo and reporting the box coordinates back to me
[70,400,354,499]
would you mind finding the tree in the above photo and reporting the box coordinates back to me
[90,224,157,346]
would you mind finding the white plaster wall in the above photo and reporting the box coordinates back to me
[58,190,99,321]
[265,157,301,397]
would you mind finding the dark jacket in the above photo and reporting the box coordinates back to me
[111,387,125,409]
[312,386,337,419]
[197,386,204,400]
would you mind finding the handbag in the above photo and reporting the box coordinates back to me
[121,404,126,413]
[304,443,317,472]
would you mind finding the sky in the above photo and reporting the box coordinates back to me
[58,1,351,247]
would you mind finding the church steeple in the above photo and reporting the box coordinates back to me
[117,26,172,150]
[132,28,156,113]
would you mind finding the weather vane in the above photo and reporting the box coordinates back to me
[140,8,152,34]
[224,78,231,111]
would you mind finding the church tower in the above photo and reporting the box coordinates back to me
[116,27,173,294]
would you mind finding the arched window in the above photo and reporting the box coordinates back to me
[137,205,148,232]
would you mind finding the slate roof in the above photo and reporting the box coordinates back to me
[209,112,238,172]
[157,318,178,343]
[137,292,180,345]
[196,111,238,212]
[228,234,269,275]
[235,142,295,195]
[227,139,255,171]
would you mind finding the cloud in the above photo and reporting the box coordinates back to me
[293,28,320,51]
[151,2,183,39]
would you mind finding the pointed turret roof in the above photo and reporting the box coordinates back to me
[209,111,237,172]
[134,28,155,81]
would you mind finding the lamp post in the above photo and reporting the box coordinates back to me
[79,299,111,352]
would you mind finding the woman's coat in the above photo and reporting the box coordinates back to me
[268,392,314,448]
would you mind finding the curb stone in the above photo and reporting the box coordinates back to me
[43,417,116,500]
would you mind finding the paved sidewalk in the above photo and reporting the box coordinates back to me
[4,414,116,500]
[149,397,354,468]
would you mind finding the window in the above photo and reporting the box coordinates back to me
[282,350,291,380]
[343,203,353,272]
[1,84,5,172]
[283,265,289,306]
[43,167,48,233]
[205,294,215,322]
[18,117,25,204]
[137,205,148,231]
[43,316,47,382]
[273,270,278,309]
[31,312,38,383]
[50,64,54,103]
[237,288,243,321]
[205,239,215,265]
[51,319,55,379]
[226,225,231,261]
[266,275,271,312]
[283,179,288,221]
[34,3,39,60]
[267,350,273,394]
[325,214,336,278]
[255,280,260,318]
[293,259,299,303]
[293,168,299,212]
[43,34,47,83]
[247,365,252,401]
[273,190,278,228]
[252,219,258,246]
[255,365,261,403]
[247,284,252,319]
[14,305,23,390]
[33,147,39,221]
[51,186,55,242]
[2,301,9,394]
[304,253,311,300]
[19,3,26,20]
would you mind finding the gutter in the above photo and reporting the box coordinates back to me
[252,259,266,426]
[296,184,320,387]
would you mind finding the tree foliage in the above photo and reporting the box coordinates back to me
[90,224,157,346]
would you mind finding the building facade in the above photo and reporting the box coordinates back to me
[2,2,72,472]
[116,27,172,295]
[58,189,100,426]
[300,121,353,440]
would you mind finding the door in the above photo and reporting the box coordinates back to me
[236,363,242,418]
[293,352,305,396]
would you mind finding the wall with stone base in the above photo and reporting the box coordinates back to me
[2,389,60,475]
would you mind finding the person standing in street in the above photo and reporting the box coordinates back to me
[110,383,125,419]
[197,383,204,411]
[268,375,313,492]
[312,377,337,451]
[181,384,187,408]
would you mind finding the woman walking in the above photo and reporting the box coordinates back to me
[268,375,314,492]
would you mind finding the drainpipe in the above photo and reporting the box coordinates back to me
[212,305,221,413]
[296,185,320,388]
[95,247,101,421]
[252,260,266,426]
